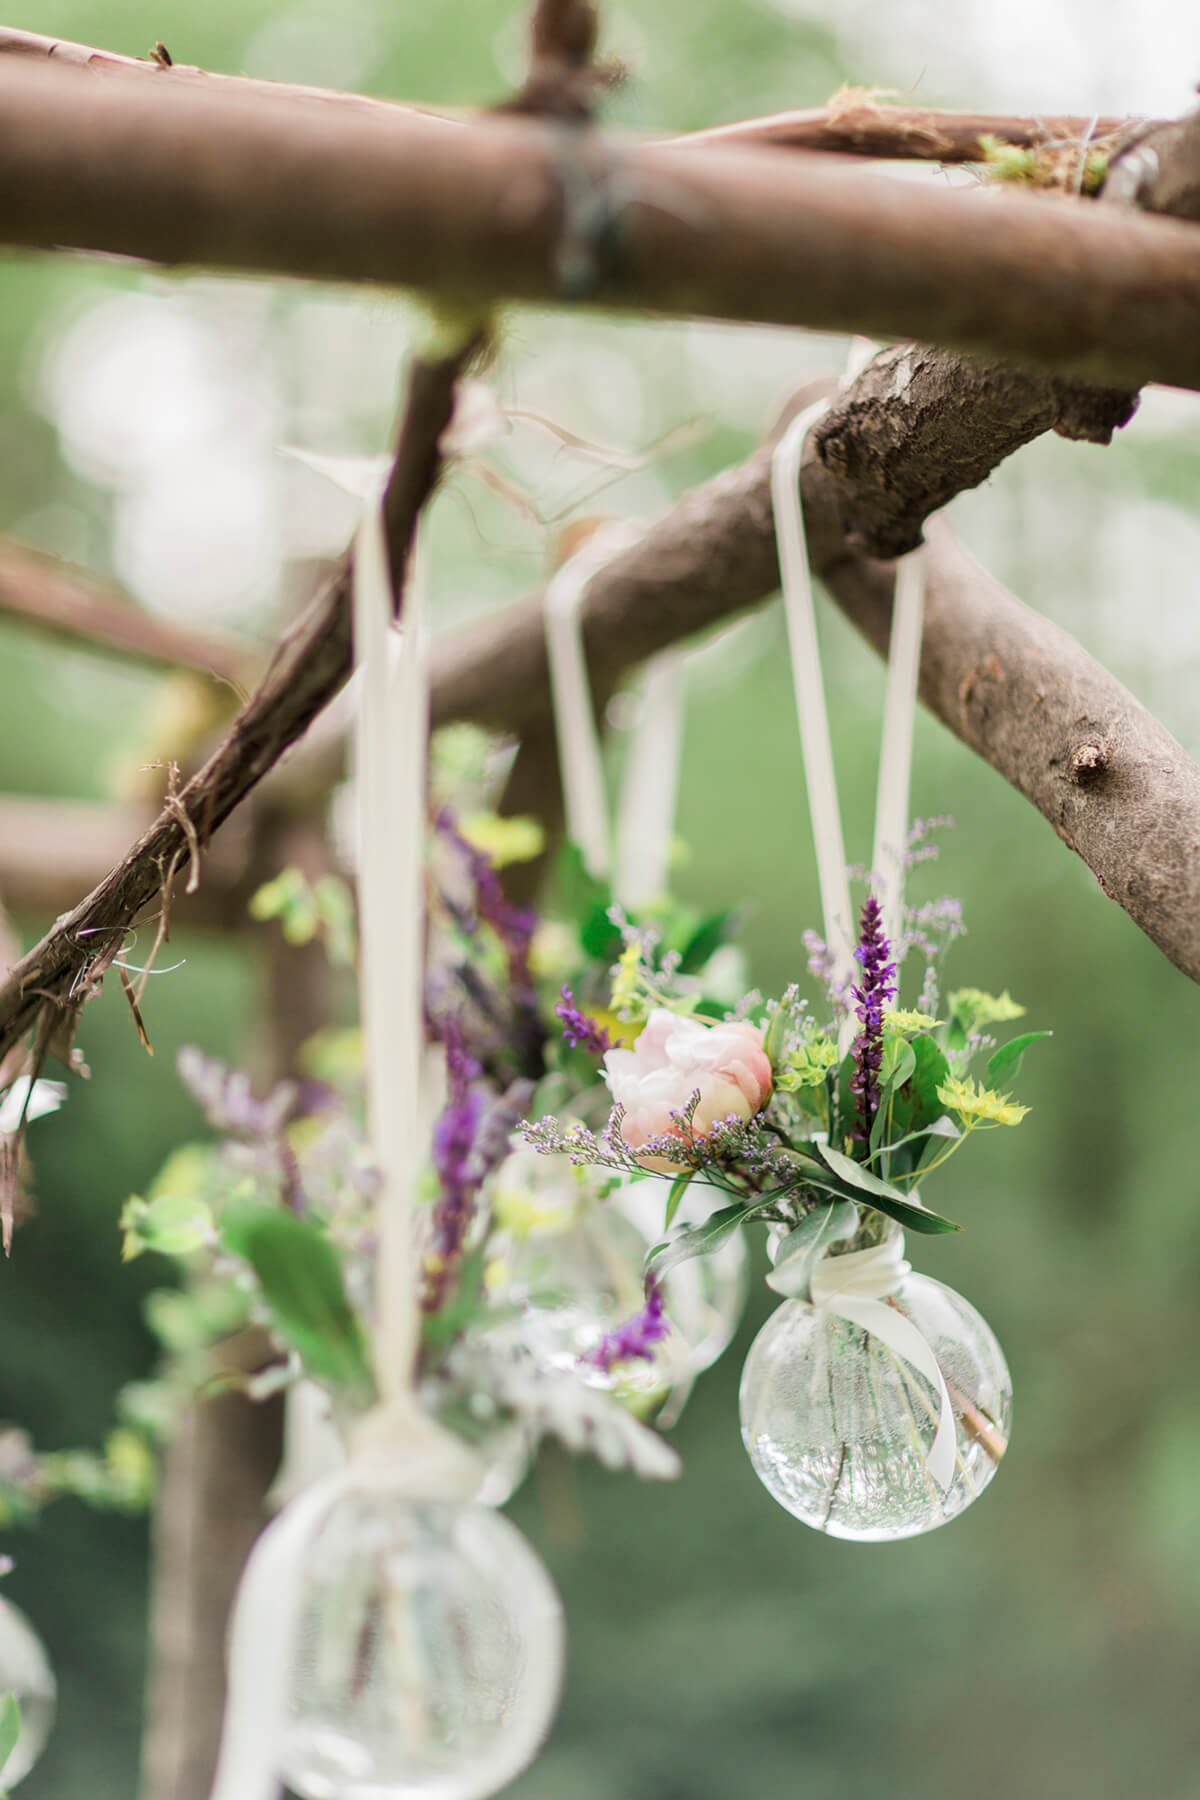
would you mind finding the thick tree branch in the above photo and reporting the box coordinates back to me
[3,60,1200,391]
[0,23,459,124]
[0,26,1156,167]
[0,540,255,684]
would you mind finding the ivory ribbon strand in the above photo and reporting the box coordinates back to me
[871,550,925,950]
[543,520,646,883]
[207,493,434,1800]
[352,503,427,1402]
[770,397,856,995]
[614,649,686,910]
[808,1237,957,1492]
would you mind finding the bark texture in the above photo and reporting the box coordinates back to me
[3,60,1200,391]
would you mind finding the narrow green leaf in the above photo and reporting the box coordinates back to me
[986,1030,1052,1086]
[664,1172,694,1232]
[651,1202,758,1278]
[879,1037,917,1091]
[0,1693,20,1772]
[909,1035,952,1128]
[814,1142,960,1233]
[677,910,732,975]
[220,1200,373,1398]
[767,1200,858,1299]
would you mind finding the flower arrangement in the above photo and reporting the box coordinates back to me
[518,828,1048,1538]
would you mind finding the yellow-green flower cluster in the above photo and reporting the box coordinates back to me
[883,1007,941,1035]
[949,988,1026,1031]
[777,1031,839,1093]
[936,1074,1029,1128]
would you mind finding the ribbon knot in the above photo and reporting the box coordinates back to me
[809,1235,957,1493]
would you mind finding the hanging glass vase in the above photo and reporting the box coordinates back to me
[281,1488,564,1800]
[0,1595,55,1790]
[490,1154,746,1398]
[739,1228,1011,1541]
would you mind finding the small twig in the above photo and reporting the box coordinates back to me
[163,776,203,895]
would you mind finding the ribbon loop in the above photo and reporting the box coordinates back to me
[810,1234,957,1493]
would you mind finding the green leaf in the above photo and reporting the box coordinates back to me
[909,1035,952,1128]
[767,1200,858,1299]
[986,1030,1052,1086]
[120,1193,215,1262]
[677,910,732,975]
[0,1693,21,1773]
[814,1142,960,1234]
[879,1036,916,1090]
[664,1172,694,1231]
[220,1200,373,1398]
[554,842,613,934]
[651,1202,759,1278]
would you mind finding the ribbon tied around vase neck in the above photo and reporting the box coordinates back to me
[767,1232,957,1493]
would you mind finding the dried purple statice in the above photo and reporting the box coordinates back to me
[585,1274,670,1374]
[555,986,612,1055]
[849,894,897,1144]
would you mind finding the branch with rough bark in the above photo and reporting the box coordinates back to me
[5,24,1151,167]
[2,58,1200,390]
[0,334,483,1063]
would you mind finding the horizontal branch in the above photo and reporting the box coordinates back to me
[0,23,458,124]
[677,99,1152,161]
[7,25,1143,169]
[0,795,247,922]
[3,60,1200,391]
[0,540,255,683]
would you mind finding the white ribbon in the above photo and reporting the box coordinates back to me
[614,648,686,909]
[544,522,686,910]
[807,1237,956,1492]
[210,484,469,1800]
[769,363,927,1026]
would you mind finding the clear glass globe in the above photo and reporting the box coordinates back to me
[0,1597,55,1788]
[279,1494,564,1800]
[496,1159,747,1399]
[739,1273,1012,1541]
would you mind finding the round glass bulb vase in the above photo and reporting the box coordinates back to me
[0,1596,55,1789]
[280,1489,565,1800]
[739,1255,1012,1542]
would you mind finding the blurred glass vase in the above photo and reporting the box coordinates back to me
[280,1490,565,1800]
[739,1230,1012,1541]
[0,1597,55,1790]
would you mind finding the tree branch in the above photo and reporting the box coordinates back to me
[3,59,1200,391]
[676,99,1153,161]
[0,333,482,1065]
[0,540,255,684]
[0,25,1156,168]
[0,23,459,125]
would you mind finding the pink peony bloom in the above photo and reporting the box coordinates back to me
[602,1009,773,1164]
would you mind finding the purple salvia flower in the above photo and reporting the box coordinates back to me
[849,894,897,1144]
[555,986,611,1055]
[434,810,537,996]
[585,1274,669,1374]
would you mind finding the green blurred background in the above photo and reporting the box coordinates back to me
[1,2,1199,1796]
